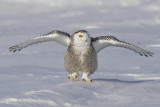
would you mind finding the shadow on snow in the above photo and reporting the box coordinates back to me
[94,78,154,83]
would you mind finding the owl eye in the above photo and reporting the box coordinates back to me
[79,35,83,38]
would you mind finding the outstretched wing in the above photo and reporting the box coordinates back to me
[91,36,153,57]
[9,30,71,52]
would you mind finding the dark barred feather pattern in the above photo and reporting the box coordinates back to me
[92,36,153,57]
[46,30,70,38]
[64,44,97,74]
[9,30,71,52]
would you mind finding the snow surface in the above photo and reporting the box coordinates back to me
[0,0,160,106]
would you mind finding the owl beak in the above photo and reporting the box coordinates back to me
[79,35,83,38]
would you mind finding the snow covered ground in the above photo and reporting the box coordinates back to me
[0,0,160,106]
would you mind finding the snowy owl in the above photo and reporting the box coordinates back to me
[9,30,153,82]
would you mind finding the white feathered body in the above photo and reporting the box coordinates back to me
[64,43,97,74]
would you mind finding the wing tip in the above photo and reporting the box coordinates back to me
[9,45,22,53]
[139,51,154,57]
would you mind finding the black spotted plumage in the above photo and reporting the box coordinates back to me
[91,36,153,57]
[47,30,70,38]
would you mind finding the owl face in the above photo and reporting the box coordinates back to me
[72,30,91,47]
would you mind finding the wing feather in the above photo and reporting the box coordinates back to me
[92,36,153,57]
[9,30,71,52]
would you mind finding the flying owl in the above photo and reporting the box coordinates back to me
[9,30,153,82]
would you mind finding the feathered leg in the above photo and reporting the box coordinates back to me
[81,72,92,82]
[68,72,79,81]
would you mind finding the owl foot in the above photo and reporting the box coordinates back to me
[81,78,93,82]
[81,72,92,82]
[68,72,79,81]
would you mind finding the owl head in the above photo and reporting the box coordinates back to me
[72,30,91,46]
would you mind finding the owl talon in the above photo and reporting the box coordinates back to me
[67,76,70,79]
[82,79,86,82]
[90,79,93,82]
[81,72,92,82]
[68,72,79,81]
[81,78,92,82]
